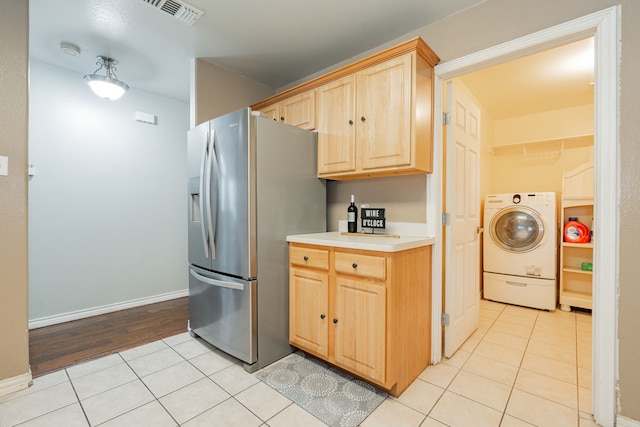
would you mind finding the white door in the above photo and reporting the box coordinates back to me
[444,81,481,357]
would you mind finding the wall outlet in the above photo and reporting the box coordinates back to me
[0,156,8,176]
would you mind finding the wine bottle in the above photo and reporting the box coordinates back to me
[347,195,357,233]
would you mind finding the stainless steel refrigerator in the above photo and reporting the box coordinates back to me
[187,107,326,372]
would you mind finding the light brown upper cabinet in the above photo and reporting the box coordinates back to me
[315,76,357,174]
[316,53,422,178]
[252,37,439,180]
[255,90,316,130]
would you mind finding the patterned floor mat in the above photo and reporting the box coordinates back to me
[256,351,387,427]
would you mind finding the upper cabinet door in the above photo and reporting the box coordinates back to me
[254,91,316,130]
[280,91,316,130]
[316,76,356,175]
[259,103,279,122]
[357,54,412,171]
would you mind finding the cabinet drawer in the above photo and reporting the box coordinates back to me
[335,252,386,280]
[290,246,329,270]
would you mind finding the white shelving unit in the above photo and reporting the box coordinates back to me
[559,162,594,312]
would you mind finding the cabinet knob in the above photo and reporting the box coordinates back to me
[348,119,353,125]
[352,263,358,269]
[303,256,309,261]
[360,116,366,122]
[280,116,285,121]
[320,314,326,319]
[333,318,338,324]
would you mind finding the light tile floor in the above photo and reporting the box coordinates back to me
[0,300,600,427]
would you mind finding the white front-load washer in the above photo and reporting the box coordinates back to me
[483,192,557,310]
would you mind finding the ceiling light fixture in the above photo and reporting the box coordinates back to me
[83,56,129,100]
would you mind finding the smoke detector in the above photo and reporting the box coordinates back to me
[60,42,81,56]
[141,0,204,25]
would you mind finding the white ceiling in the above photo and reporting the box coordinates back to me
[458,37,594,119]
[29,0,593,118]
[29,0,484,103]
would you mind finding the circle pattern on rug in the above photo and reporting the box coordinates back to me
[266,369,299,389]
[342,379,379,401]
[340,410,369,427]
[301,373,339,397]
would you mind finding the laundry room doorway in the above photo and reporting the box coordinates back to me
[442,34,595,355]
[430,7,619,427]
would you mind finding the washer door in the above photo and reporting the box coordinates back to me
[489,206,545,253]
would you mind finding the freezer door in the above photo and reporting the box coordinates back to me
[187,121,212,270]
[189,266,257,364]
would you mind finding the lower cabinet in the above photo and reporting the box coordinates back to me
[334,277,386,383]
[288,243,432,397]
[289,268,329,357]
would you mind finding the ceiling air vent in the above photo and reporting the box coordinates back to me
[141,0,204,25]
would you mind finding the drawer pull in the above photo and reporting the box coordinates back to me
[320,314,326,319]
[352,263,358,269]
[303,256,309,261]
[333,318,339,324]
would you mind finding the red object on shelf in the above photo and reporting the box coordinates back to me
[564,217,590,243]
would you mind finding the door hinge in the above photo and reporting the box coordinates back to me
[443,112,451,125]
[441,313,450,326]
[442,212,450,226]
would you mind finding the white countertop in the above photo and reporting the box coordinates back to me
[286,231,435,252]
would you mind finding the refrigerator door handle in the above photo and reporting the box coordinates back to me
[190,268,245,291]
[199,129,211,259]
[207,129,218,259]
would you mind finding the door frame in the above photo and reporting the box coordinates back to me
[427,7,619,427]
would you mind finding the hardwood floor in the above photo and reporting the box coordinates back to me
[29,297,189,378]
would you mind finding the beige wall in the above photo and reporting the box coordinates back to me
[192,59,274,126]
[487,142,593,196]
[326,176,427,231]
[0,0,30,386]
[494,104,593,146]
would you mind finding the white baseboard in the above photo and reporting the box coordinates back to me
[0,370,32,397]
[618,416,640,427]
[28,289,189,330]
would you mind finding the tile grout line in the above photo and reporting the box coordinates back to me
[163,335,284,426]
[513,309,583,425]
[64,368,92,427]
[490,303,525,427]
[494,306,536,427]
[73,351,163,426]
[118,346,183,427]
[177,342,272,426]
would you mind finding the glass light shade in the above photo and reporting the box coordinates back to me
[83,75,129,100]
